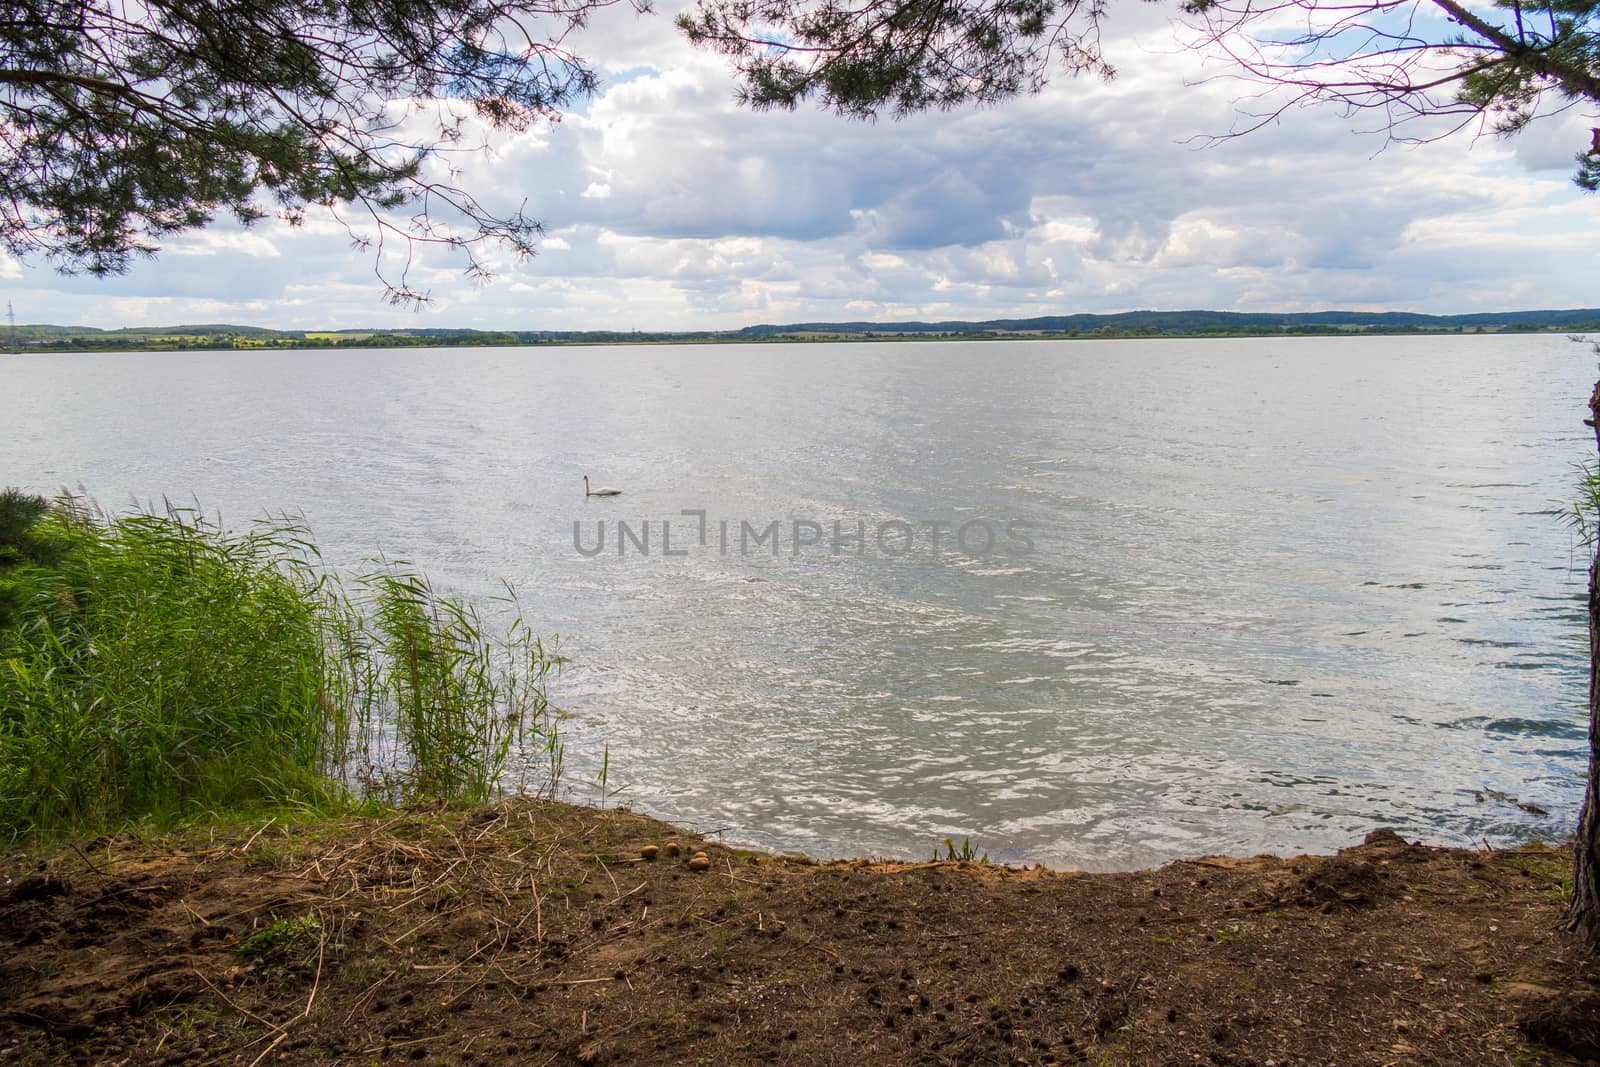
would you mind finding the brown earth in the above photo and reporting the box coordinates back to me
[0,800,1596,1066]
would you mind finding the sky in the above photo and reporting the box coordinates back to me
[4,1,1600,332]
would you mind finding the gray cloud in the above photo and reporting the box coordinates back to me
[7,5,1598,330]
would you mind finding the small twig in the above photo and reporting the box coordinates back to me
[426,941,488,985]
[440,966,491,1009]
[303,930,326,1019]
[69,841,108,875]
[342,969,395,1024]
[608,882,647,906]
[362,1033,442,1054]
[192,969,282,1034]
[236,817,277,855]
[246,1031,289,1067]
[800,937,842,961]
[381,914,441,948]
[596,856,621,898]
[721,858,761,885]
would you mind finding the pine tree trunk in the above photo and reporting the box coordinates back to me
[1567,380,1600,948]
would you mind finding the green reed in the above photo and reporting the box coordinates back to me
[0,492,563,844]
[350,569,564,806]
[1568,458,1600,548]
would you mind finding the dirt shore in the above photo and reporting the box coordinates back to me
[1,799,1596,1065]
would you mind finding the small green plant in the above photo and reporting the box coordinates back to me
[592,742,630,806]
[1212,923,1249,944]
[238,914,320,956]
[933,836,988,863]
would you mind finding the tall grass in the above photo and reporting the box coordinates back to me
[1569,459,1600,549]
[0,494,562,844]
[349,570,563,805]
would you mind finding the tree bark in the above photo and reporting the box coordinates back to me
[1567,379,1600,947]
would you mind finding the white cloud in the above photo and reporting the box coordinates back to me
[165,230,283,258]
[7,1,1599,330]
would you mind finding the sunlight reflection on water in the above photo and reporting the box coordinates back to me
[3,333,1592,868]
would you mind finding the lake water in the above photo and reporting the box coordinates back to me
[3,334,1594,869]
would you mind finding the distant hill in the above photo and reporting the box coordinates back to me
[9,323,290,341]
[101,323,288,338]
[8,307,1600,351]
[11,324,107,340]
[734,308,1600,337]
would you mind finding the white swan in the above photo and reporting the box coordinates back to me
[584,475,622,497]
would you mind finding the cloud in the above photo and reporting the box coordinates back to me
[165,230,283,258]
[7,2,1599,330]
